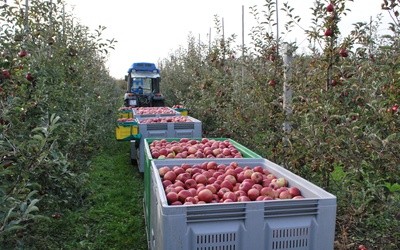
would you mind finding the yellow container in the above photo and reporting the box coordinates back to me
[174,108,188,116]
[115,122,138,141]
[118,111,133,119]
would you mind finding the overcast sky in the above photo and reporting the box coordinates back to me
[65,0,393,79]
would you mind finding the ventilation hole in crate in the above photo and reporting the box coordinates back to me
[176,132,194,137]
[147,124,168,130]
[195,233,237,250]
[174,123,195,129]
[271,227,309,249]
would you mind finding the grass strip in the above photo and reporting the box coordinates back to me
[32,140,148,250]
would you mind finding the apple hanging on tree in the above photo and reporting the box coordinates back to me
[2,69,11,79]
[26,72,34,82]
[324,28,333,37]
[18,49,28,58]
[339,48,349,57]
[326,3,334,13]
[392,104,399,113]
[268,79,277,87]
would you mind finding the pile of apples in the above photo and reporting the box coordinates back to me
[139,116,191,124]
[158,161,304,206]
[133,107,176,115]
[149,138,243,159]
[117,118,135,122]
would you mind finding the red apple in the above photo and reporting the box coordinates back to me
[176,173,190,183]
[238,181,253,193]
[195,174,208,185]
[198,189,213,203]
[188,188,198,197]
[220,180,234,191]
[237,196,251,202]
[339,48,348,57]
[185,179,197,189]
[207,161,217,170]
[170,201,182,206]
[152,151,160,158]
[166,192,178,204]
[288,186,301,197]
[2,69,11,79]
[162,180,172,188]
[18,49,28,57]
[224,174,237,185]
[173,167,185,175]
[279,190,292,199]
[26,72,34,81]
[159,166,171,177]
[251,172,263,184]
[252,184,263,191]
[185,197,197,204]
[223,191,237,202]
[178,190,192,203]
[212,148,222,156]
[324,28,333,37]
[268,79,276,87]
[253,166,264,173]
[159,148,168,156]
[163,171,177,182]
[247,188,260,201]
[217,187,231,199]
[326,3,334,12]
[260,186,275,198]
[243,169,254,179]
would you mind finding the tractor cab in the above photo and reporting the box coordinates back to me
[124,62,165,107]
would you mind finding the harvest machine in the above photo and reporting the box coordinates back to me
[124,62,165,107]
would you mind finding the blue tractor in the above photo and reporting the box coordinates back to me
[124,62,165,107]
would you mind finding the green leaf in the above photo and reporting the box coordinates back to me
[24,199,40,215]
[33,134,45,141]
[26,190,39,200]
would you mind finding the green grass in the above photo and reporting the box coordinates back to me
[32,140,148,250]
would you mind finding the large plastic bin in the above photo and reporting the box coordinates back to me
[115,121,139,141]
[118,109,133,119]
[148,158,336,250]
[137,116,203,172]
[143,138,263,242]
[173,108,188,116]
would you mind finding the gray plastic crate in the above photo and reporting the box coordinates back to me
[149,158,336,250]
[132,107,181,119]
[137,116,202,172]
[143,138,263,242]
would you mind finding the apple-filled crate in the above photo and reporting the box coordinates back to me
[148,158,336,250]
[142,138,263,242]
[118,106,134,119]
[132,107,181,119]
[172,104,189,116]
[136,116,203,172]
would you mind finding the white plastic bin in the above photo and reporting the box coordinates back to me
[149,158,336,250]
[137,116,202,172]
